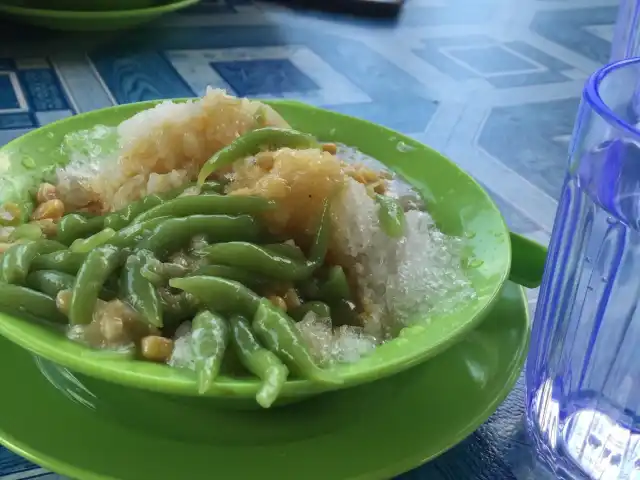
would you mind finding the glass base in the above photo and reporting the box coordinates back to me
[528,379,640,480]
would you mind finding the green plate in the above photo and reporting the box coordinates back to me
[0,0,200,30]
[0,281,529,480]
[0,99,545,405]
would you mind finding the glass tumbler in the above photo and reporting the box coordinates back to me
[611,0,640,61]
[526,57,640,479]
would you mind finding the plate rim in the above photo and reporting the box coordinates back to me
[0,282,531,480]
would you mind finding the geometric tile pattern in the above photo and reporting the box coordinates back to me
[0,57,73,146]
[414,35,577,89]
[0,0,624,477]
[0,74,23,110]
[94,34,439,131]
[478,97,581,199]
[212,58,320,96]
[531,6,618,64]
[168,46,371,105]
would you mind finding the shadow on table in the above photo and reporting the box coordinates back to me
[261,0,403,20]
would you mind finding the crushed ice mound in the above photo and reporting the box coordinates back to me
[296,312,378,366]
[331,178,476,339]
[54,88,290,213]
[168,321,195,370]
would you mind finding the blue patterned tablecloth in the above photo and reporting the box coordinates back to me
[0,0,618,477]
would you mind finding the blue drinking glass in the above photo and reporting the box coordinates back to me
[526,57,640,479]
[611,0,640,61]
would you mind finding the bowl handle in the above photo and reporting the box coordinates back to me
[508,232,547,289]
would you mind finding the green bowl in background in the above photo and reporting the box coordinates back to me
[0,0,199,30]
[0,99,547,408]
[0,0,157,10]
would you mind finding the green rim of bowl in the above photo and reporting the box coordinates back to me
[0,99,511,400]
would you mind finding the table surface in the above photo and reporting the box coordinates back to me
[0,0,619,478]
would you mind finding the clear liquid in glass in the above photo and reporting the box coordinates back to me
[527,139,640,480]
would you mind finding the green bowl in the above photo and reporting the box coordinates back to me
[0,0,199,30]
[0,100,546,407]
[0,0,157,10]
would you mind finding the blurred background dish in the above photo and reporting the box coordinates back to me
[0,0,200,30]
[0,0,157,10]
